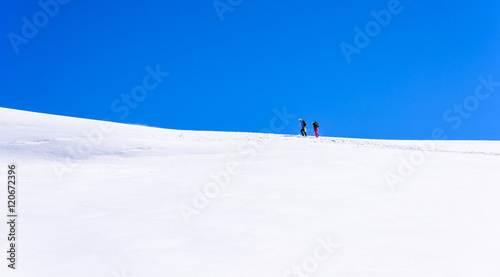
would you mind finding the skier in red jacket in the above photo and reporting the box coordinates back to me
[313,121,319,137]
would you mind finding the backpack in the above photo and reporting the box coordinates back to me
[302,120,307,127]
[313,122,319,128]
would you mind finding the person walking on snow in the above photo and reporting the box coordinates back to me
[313,121,320,137]
[299,119,307,137]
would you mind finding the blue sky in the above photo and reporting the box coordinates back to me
[2,0,500,140]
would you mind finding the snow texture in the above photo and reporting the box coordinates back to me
[0,107,499,276]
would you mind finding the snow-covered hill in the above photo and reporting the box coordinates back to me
[1,107,499,277]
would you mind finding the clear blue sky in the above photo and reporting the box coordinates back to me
[2,0,499,140]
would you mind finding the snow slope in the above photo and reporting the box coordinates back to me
[1,107,499,277]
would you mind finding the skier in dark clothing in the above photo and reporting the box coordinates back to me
[299,119,307,136]
[312,121,320,137]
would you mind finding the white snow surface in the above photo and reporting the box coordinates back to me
[1,107,500,277]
